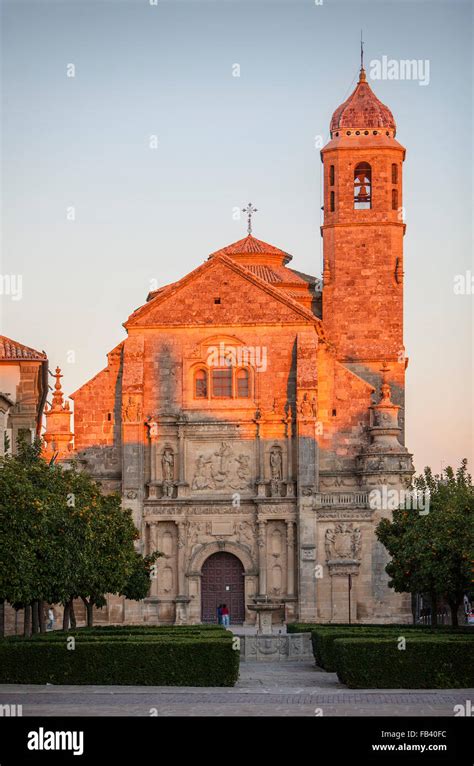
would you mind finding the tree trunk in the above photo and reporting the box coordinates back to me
[31,600,39,634]
[0,599,4,638]
[39,601,46,633]
[23,604,31,637]
[449,600,460,627]
[62,602,70,631]
[70,600,77,629]
[81,597,94,628]
[431,592,438,627]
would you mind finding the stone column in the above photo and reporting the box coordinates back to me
[286,521,295,596]
[177,422,185,484]
[176,520,186,595]
[257,520,267,595]
[285,412,293,482]
[149,523,159,597]
[146,421,158,483]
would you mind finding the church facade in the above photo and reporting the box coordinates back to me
[55,67,415,626]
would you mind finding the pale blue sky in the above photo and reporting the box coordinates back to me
[1,0,472,472]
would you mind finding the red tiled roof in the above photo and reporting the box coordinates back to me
[243,264,282,283]
[330,69,396,134]
[0,335,47,361]
[209,234,292,261]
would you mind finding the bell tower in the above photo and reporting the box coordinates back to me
[321,66,406,371]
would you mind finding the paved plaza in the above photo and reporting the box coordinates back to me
[1,662,472,717]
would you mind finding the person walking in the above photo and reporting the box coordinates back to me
[47,607,55,631]
[217,603,222,625]
[221,604,230,628]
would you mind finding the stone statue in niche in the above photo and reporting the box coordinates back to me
[325,523,362,561]
[122,395,141,423]
[161,448,174,481]
[270,447,282,481]
[324,528,337,561]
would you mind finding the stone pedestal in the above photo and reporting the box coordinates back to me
[248,603,282,634]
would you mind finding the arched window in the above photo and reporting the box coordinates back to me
[330,191,335,212]
[391,163,398,184]
[392,188,398,211]
[236,368,250,398]
[194,369,208,398]
[211,368,232,398]
[329,165,335,186]
[354,162,372,209]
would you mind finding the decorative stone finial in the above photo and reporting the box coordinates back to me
[51,366,64,410]
[379,362,392,404]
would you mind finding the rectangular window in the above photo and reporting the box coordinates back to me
[330,191,335,212]
[236,370,249,398]
[212,369,232,398]
[392,163,398,184]
[329,165,335,186]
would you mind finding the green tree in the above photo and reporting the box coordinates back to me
[0,438,61,635]
[121,552,162,602]
[376,459,474,626]
[0,438,160,634]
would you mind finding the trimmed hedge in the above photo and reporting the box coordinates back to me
[2,625,227,643]
[334,637,474,689]
[287,622,471,634]
[0,635,239,686]
[310,626,472,672]
[4,627,227,643]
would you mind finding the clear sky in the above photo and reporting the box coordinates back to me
[1,0,472,473]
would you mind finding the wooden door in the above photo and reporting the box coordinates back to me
[201,552,245,624]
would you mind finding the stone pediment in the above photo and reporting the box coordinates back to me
[124,255,324,333]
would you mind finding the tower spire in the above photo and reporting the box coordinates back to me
[359,30,366,82]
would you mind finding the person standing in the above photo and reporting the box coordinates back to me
[217,603,222,624]
[221,604,230,628]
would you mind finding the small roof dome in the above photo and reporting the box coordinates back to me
[330,68,396,135]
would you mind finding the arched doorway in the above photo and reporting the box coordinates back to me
[201,552,245,624]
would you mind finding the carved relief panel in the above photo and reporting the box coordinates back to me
[188,440,255,493]
[266,520,287,597]
[149,521,178,598]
